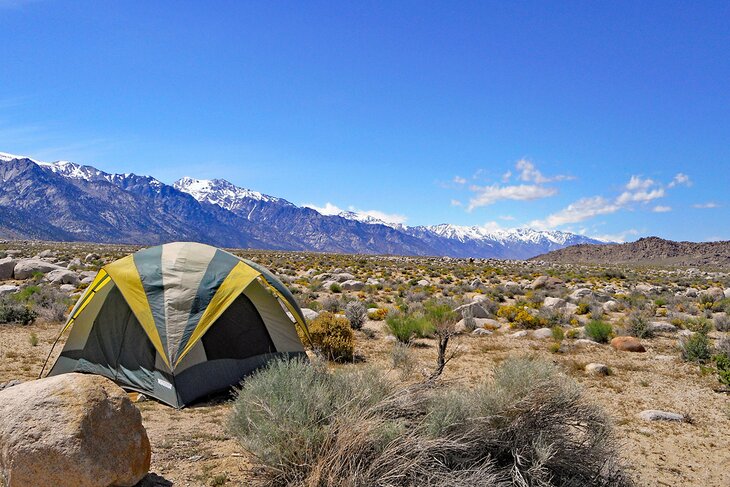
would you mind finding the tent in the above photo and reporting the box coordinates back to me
[47,242,309,408]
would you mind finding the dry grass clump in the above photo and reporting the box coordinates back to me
[230,357,633,487]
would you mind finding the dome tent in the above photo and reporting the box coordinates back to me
[47,242,309,408]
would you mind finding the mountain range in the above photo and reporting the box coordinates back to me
[0,151,602,258]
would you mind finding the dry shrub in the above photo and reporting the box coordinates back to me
[307,311,355,362]
[230,357,633,487]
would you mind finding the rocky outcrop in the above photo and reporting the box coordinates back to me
[0,373,150,487]
[12,258,64,280]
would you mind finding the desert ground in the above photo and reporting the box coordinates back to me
[0,241,729,486]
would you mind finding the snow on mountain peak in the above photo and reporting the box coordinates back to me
[173,177,282,210]
[0,151,41,164]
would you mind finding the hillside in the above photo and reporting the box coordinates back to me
[532,236,730,268]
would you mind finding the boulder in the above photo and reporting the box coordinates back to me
[610,336,646,353]
[684,288,698,298]
[333,272,356,282]
[454,300,492,319]
[0,257,17,280]
[341,280,365,291]
[301,308,320,321]
[648,321,678,333]
[528,276,549,289]
[471,328,492,336]
[569,288,592,301]
[575,338,603,347]
[365,278,382,286]
[585,363,610,376]
[84,253,100,262]
[638,410,684,422]
[602,300,620,312]
[510,330,529,338]
[469,278,483,289]
[543,297,566,310]
[725,288,730,299]
[416,279,430,287]
[532,327,553,339]
[635,283,658,294]
[59,284,77,293]
[699,287,725,302]
[0,373,150,487]
[36,249,55,258]
[45,269,80,285]
[13,259,64,280]
[0,284,19,296]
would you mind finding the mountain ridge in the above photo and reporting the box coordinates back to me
[0,151,602,258]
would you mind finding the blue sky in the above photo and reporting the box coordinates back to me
[1,1,728,241]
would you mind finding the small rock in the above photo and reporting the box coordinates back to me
[0,284,19,296]
[602,300,620,312]
[648,321,678,333]
[333,272,356,282]
[301,308,320,321]
[543,297,566,310]
[470,278,483,289]
[569,288,593,301]
[585,363,610,376]
[575,338,602,347]
[510,330,529,338]
[638,410,684,422]
[0,379,22,391]
[653,355,675,361]
[46,269,80,285]
[611,336,646,353]
[454,300,492,319]
[529,275,549,289]
[416,279,430,287]
[384,335,397,342]
[635,283,658,294]
[59,284,76,293]
[84,253,100,262]
[341,279,365,291]
[532,327,553,339]
[471,328,493,336]
[678,329,694,338]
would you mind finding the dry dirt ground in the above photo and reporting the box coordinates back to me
[1,319,728,487]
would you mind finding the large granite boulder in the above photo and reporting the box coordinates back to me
[13,259,64,280]
[0,257,17,280]
[0,373,150,487]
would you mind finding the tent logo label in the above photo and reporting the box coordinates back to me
[157,378,173,389]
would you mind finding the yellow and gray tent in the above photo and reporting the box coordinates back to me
[48,242,309,408]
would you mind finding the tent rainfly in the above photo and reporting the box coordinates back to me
[46,242,309,408]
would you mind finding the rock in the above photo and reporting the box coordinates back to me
[37,249,54,258]
[635,283,658,294]
[575,338,602,347]
[67,258,82,268]
[454,300,492,319]
[532,327,553,339]
[321,280,339,290]
[699,287,725,302]
[503,281,521,291]
[0,284,19,296]
[569,288,592,301]
[564,303,579,315]
[478,318,501,330]
[416,279,430,287]
[0,257,17,280]
[510,330,529,338]
[602,300,620,312]
[384,334,397,342]
[4,250,21,257]
[543,297,566,310]
[678,329,694,338]
[301,308,320,321]
[610,336,646,352]
[341,280,365,291]
[333,272,356,282]
[80,276,95,284]
[684,288,698,298]
[0,379,22,391]
[470,278,483,289]
[0,373,150,487]
[45,269,80,285]
[529,276,549,289]
[84,253,100,262]
[13,259,64,280]
[654,355,675,361]
[471,328,493,336]
[365,277,382,286]
[59,284,76,292]
[648,321,678,333]
[585,363,610,376]
[638,410,684,422]
[725,288,730,299]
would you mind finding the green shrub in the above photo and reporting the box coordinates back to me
[0,297,37,325]
[576,302,591,315]
[714,354,730,386]
[551,325,565,341]
[685,317,712,334]
[385,312,434,343]
[714,314,730,332]
[625,313,654,339]
[679,332,712,363]
[585,320,613,343]
[306,312,354,362]
[329,282,342,293]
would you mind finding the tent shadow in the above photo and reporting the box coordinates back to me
[135,472,173,487]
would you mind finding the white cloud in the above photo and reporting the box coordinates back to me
[515,158,573,184]
[591,229,639,243]
[501,170,512,182]
[450,199,462,207]
[499,215,516,221]
[302,202,343,215]
[350,207,408,225]
[467,183,557,210]
[625,175,655,191]
[668,173,691,188]
[693,202,720,209]
[479,221,505,232]
[302,202,407,224]
[453,176,467,184]
[530,196,620,229]
[652,205,672,213]
[616,187,665,205]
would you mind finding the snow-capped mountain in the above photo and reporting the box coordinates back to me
[0,151,603,258]
[174,177,286,210]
